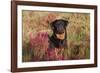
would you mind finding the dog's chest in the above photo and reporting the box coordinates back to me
[49,36,67,49]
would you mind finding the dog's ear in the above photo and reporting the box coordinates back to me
[50,21,55,30]
[63,20,69,27]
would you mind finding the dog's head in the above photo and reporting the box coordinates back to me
[50,19,69,40]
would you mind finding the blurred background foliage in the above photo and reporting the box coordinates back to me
[22,10,90,62]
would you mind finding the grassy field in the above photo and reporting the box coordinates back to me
[22,10,90,62]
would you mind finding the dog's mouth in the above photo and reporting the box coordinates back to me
[55,31,65,40]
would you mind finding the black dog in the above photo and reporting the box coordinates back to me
[49,19,69,49]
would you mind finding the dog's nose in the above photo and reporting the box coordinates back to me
[56,25,65,34]
[56,31,64,34]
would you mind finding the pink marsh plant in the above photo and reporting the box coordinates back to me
[44,48,64,61]
[30,32,65,61]
[30,32,49,61]
[40,13,58,27]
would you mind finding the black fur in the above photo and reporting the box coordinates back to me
[49,19,68,49]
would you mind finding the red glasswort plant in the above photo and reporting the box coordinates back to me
[40,13,58,27]
[30,32,49,61]
[30,32,65,61]
[45,48,64,61]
